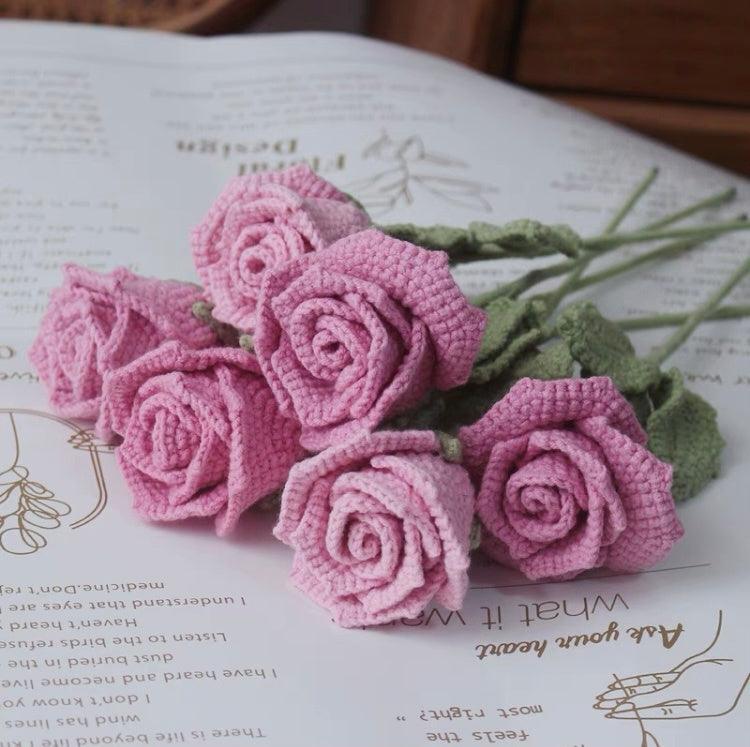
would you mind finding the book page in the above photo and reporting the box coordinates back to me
[0,21,748,747]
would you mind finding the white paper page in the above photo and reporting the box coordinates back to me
[0,21,748,747]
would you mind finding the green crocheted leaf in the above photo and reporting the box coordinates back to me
[470,296,543,385]
[471,328,544,385]
[387,390,446,432]
[440,377,513,431]
[646,368,725,502]
[476,297,536,361]
[510,341,575,381]
[442,343,573,430]
[380,220,582,260]
[557,301,661,394]
[626,392,654,428]
[379,224,470,259]
[441,343,571,431]
[470,219,582,258]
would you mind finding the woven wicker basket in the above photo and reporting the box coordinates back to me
[0,0,275,34]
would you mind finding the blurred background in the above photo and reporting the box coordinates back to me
[2,0,748,175]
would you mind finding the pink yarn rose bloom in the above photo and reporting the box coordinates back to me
[191,164,370,331]
[103,341,301,536]
[274,430,475,627]
[255,228,487,451]
[29,264,215,437]
[460,377,683,581]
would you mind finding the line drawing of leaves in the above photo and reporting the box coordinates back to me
[413,174,496,212]
[350,131,496,216]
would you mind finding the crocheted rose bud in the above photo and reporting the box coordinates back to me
[460,377,684,582]
[255,228,487,451]
[274,430,475,628]
[29,264,216,438]
[104,341,302,536]
[192,164,370,332]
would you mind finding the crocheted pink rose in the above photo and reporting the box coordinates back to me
[104,341,301,536]
[192,164,370,331]
[255,228,487,450]
[274,430,475,627]
[460,377,683,581]
[29,264,215,438]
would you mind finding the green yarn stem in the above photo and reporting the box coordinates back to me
[604,167,659,234]
[572,219,743,293]
[582,220,750,252]
[192,300,241,347]
[437,432,463,463]
[642,186,736,231]
[615,303,750,331]
[471,258,577,306]
[540,168,658,321]
[646,255,750,365]
[472,186,741,308]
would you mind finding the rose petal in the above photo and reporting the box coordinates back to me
[275,430,474,626]
[104,342,301,535]
[256,229,486,449]
[576,416,683,571]
[460,377,647,479]
[192,165,370,331]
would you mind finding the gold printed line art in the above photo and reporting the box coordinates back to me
[593,610,749,746]
[0,408,111,556]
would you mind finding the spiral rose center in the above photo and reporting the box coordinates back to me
[504,454,583,544]
[230,221,307,293]
[325,489,406,583]
[136,392,203,475]
[244,256,265,275]
[519,484,563,522]
[311,328,352,370]
[345,518,382,561]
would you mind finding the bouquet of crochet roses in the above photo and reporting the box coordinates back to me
[30,164,750,627]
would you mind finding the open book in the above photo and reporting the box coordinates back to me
[1,21,748,747]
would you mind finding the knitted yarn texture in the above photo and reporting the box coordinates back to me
[274,430,475,627]
[192,164,370,332]
[104,341,302,536]
[459,377,683,581]
[255,228,487,451]
[29,264,216,439]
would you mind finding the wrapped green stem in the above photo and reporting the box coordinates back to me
[380,219,583,263]
[538,168,659,320]
[572,218,744,293]
[646,255,750,364]
[472,190,743,308]
[643,186,736,230]
[616,303,750,331]
[583,219,750,251]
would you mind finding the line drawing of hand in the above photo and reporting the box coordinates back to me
[593,611,749,746]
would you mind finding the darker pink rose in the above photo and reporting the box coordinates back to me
[274,430,475,627]
[29,264,215,438]
[192,164,370,331]
[255,229,487,451]
[459,377,683,581]
[104,341,302,536]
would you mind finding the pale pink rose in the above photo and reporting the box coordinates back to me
[104,341,302,536]
[255,229,487,451]
[274,430,475,628]
[29,264,215,438]
[192,164,370,331]
[459,377,683,581]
